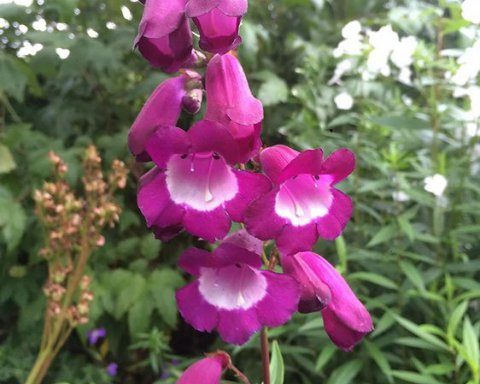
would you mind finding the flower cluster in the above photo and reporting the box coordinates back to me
[130,0,373,380]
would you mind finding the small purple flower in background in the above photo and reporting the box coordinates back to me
[175,234,299,345]
[186,0,247,54]
[134,0,194,72]
[282,251,373,351]
[245,145,355,254]
[177,352,230,384]
[87,328,106,345]
[137,122,270,242]
[128,70,202,161]
[106,362,118,377]
[205,53,263,163]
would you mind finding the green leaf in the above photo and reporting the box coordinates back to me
[270,340,285,384]
[364,341,393,383]
[399,261,426,292]
[326,360,363,384]
[140,234,161,260]
[314,344,336,372]
[128,299,154,335]
[393,315,450,352]
[257,72,289,106]
[391,370,443,384]
[447,301,468,345]
[0,145,16,174]
[463,317,480,372]
[0,197,26,252]
[367,225,397,247]
[349,272,398,290]
[0,54,28,101]
[149,269,184,327]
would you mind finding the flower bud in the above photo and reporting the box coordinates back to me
[182,88,203,114]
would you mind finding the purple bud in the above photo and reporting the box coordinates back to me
[106,363,118,377]
[87,328,106,345]
[182,88,203,114]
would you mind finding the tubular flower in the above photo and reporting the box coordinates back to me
[134,0,194,72]
[128,71,202,161]
[186,0,247,54]
[137,122,271,242]
[245,145,355,254]
[282,251,373,351]
[177,352,230,384]
[175,239,300,345]
[205,53,263,163]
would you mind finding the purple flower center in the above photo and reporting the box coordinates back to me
[198,264,267,310]
[165,152,238,211]
[275,174,333,226]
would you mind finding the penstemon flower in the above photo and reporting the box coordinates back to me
[129,0,373,381]
[282,252,373,351]
[128,70,202,161]
[186,0,247,54]
[205,53,264,163]
[245,145,355,254]
[137,122,270,242]
[176,232,299,345]
[135,0,194,72]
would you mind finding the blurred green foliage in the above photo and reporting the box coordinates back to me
[0,0,479,383]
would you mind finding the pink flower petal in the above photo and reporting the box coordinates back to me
[260,145,299,184]
[255,271,299,327]
[320,148,356,185]
[139,0,187,38]
[186,0,220,17]
[278,149,324,184]
[244,189,287,240]
[276,223,318,255]
[176,281,219,332]
[128,76,187,160]
[225,170,271,222]
[183,207,231,242]
[178,247,212,276]
[322,306,369,351]
[316,189,353,240]
[137,168,171,228]
[217,308,262,345]
[218,0,248,16]
[177,354,228,384]
[145,126,190,169]
[223,229,264,257]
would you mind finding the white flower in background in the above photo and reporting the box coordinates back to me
[462,0,480,24]
[398,67,413,85]
[391,36,417,68]
[342,20,362,39]
[106,21,117,30]
[17,41,43,58]
[86,28,98,38]
[392,191,410,202]
[451,40,480,86]
[328,58,353,85]
[0,18,9,29]
[55,47,70,59]
[368,25,399,52]
[17,24,28,34]
[367,49,391,76]
[56,22,68,31]
[334,91,354,110]
[121,6,133,21]
[465,86,480,119]
[333,20,364,57]
[32,18,47,31]
[0,0,34,6]
[424,174,448,197]
[466,122,479,138]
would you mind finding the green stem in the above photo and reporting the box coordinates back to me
[261,328,271,384]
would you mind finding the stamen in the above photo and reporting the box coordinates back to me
[204,155,215,203]
[190,153,196,172]
[283,184,304,217]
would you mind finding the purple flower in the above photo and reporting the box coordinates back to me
[134,0,194,72]
[137,122,271,242]
[177,352,229,384]
[128,71,202,161]
[282,252,373,351]
[175,235,299,345]
[106,362,118,377]
[245,145,355,254]
[205,53,263,163]
[186,0,247,54]
[87,328,106,345]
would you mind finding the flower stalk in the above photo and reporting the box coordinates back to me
[25,147,127,384]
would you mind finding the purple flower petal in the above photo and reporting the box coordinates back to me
[260,145,299,184]
[145,126,190,169]
[320,148,356,185]
[217,308,262,345]
[183,207,231,242]
[177,353,229,384]
[225,170,271,222]
[223,229,264,256]
[278,149,324,184]
[129,75,192,160]
[316,189,353,240]
[276,223,318,255]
